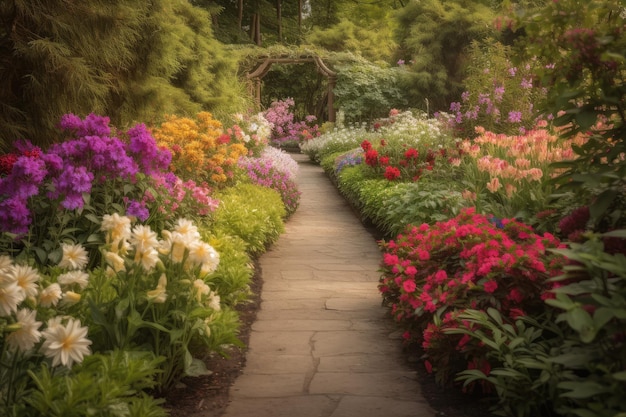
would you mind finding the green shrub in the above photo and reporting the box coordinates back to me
[212,183,286,256]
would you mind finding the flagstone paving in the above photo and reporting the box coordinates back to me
[221,153,436,417]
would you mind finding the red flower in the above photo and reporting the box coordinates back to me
[217,133,231,144]
[360,140,372,151]
[403,279,417,293]
[424,360,433,374]
[384,166,401,180]
[365,149,379,166]
[404,148,419,159]
[379,156,390,165]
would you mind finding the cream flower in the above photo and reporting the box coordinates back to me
[61,291,81,306]
[104,251,126,273]
[57,270,90,290]
[173,218,200,241]
[193,279,210,302]
[130,225,159,252]
[39,283,62,308]
[188,241,220,273]
[159,231,188,263]
[208,291,221,311]
[58,243,89,270]
[0,281,26,316]
[9,264,40,298]
[147,274,168,303]
[6,308,42,352]
[0,254,13,271]
[134,247,160,271]
[101,213,131,248]
[41,318,92,368]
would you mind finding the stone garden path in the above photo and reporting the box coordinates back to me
[221,153,436,417]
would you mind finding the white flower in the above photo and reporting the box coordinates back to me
[101,213,131,247]
[39,283,62,308]
[134,247,160,271]
[41,318,92,368]
[130,225,159,252]
[0,282,24,317]
[159,230,188,263]
[147,274,168,303]
[57,270,90,290]
[0,255,13,272]
[104,251,126,273]
[8,264,40,298]
[6,308,42,352]
[188,241,220,273]
[173,219,200,241]
[58,243,89,270]
[193,279,210,302]
[208,291,221,311]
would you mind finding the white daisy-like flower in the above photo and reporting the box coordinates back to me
[101,213,132,246]
[0,254,13,272]
[58,243,89,270]
[188,241,220,271]
[57,270,90,290]
[39,283,62,308]
[6,308,42,352]
[147,273,168,303]
[41,318,92,368]
[0,281,26,317]
[173,218,200,241]
[159,231,188,263]
[8,264,40,298]
[130,225,159,252]
[134,247,160,271]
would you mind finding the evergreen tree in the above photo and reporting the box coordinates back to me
[0,0,244,149]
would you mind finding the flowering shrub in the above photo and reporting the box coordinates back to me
[441,41,549,138]
[378,208,564,384]
[151,112,248,187]
[262,98,320,148]
[300,123,376,163]
[238,148,301,217]
[226,112,272,157]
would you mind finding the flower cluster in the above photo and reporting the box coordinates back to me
[334,148,364,174]
[0,114,173,235]
[238,148,301,216]
[378,208,564,383]
[152,112,248,187]
[262,98,320,147]
[227,112,272,156]
[440,42,549,137]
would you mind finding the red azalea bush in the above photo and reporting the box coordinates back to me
[378,207,565,385]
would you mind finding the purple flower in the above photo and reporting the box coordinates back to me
[450,102,461,112]
[126,200,149,221]
[521,78,533,89]
[0,197,30,235]
[508,111,523,123]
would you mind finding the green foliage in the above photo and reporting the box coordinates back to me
[546,235,626,417]
[203,232,254,307]
[393,0,497,110]
[0,0,245,148]
[25,351,166,417]
[515,0,626,230]
[211,183,286,255]
[449,309,563,417]
[333,59,407,122]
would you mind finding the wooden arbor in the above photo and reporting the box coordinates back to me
[247,54,337,122]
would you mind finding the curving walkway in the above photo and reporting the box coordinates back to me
[222,153,436,417]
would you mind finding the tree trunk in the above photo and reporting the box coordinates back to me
[237,0,243,30]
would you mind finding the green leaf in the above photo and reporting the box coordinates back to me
[590,189,618,220]
[602,229,626,238]
[613,371,626,381]
[185,358,213,377]
[558,381,610,399]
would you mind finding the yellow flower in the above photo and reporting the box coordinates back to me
[147,274,168,303]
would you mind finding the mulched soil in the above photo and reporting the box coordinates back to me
[161,258,493,417]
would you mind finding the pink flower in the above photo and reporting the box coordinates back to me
[403,279,417,293]
[484,280,498,293]
[424,360,433,374]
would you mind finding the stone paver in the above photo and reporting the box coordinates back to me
[221,153,436,417]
